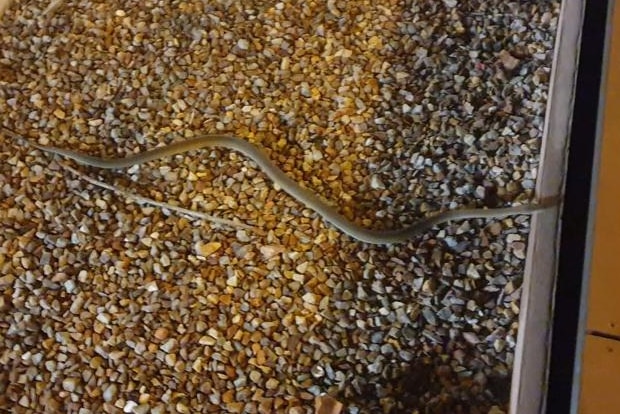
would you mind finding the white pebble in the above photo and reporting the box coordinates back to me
[226,274,238,287]
[302,292,318,305]
[96,312,111,324]
[236,39,250,50]
[62,377,79,392]
[103,384,118,402]
[466,264,481,279]
[370,175,385,190]
[124,401,138,413]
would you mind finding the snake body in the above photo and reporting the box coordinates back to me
[27,134,555,245]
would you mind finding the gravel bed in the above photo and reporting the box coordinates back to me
[0,0,559,413]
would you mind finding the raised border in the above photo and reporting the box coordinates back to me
[510,1,584,412]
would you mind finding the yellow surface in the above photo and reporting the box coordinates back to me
[580,336,620,413]
[586,2,620,336]
[580,2,620,411]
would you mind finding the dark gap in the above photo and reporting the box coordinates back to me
[545,0,612,413]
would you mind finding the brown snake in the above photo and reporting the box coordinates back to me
[7,129,557,244]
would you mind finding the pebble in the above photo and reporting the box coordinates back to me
[160,339,177,353]
[154,328,169,341]
[260,244,286,260]
[466,264,482,280]
[236,38,250,50]
[62,377,79,392]
[124,401,138,413]
[370,175,385,190]
[103,384,118,402]
[498,50,521,71]
[0,0,559,413]
[195,241,222,257]
[265,378,279,390]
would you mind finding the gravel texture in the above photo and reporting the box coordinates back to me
[0,0,559,413]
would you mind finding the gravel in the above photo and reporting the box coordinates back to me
[0,0,559,412]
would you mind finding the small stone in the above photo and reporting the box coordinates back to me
[260,245,285,259]
[96,312,110,324]
[488,222,503,235]
[124,401,138,413]
[463,332,480,345]
[302,292,318,305]
[226,274,238,287]
[195,241,222,257]
[236,39,250,50]
[199,335,216,346]
[154,328,169,340]
[506,234,522,243]
[176,403,190,414]
[399,350,413,362]
[367,35,382,49]
[165,353,176,366]
[18,395,29,407]
[498,50,520,71]
[315,395,343,414]
[370,175,385,190]
[95,199,107,209]
[192,357,204,373]
[265,378,279,390]
[422,308,437,326]
[512,242,527,259]
[249,370,261,383]
[466,264,481,279]
[236,230,250,242]
[160,338,178,353]
[103,384,118,402]
[62,377,79,392]
[311,365,325,378]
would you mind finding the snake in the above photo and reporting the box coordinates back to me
[22,133,556,245]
